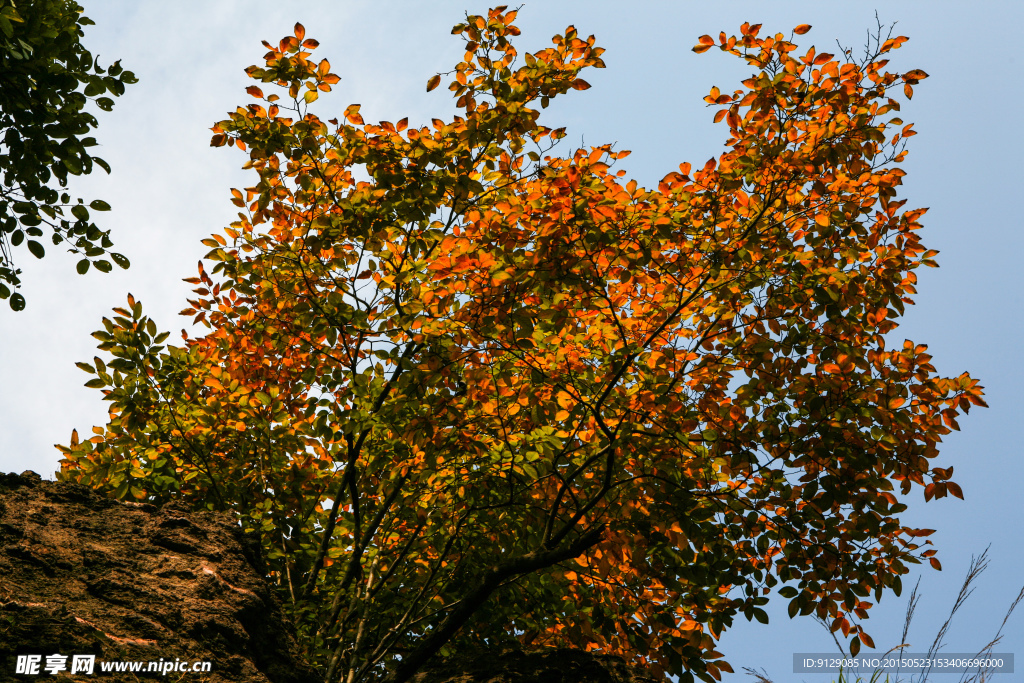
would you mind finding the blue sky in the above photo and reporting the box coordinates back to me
[1,2,1021,680]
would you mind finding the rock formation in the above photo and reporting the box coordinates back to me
[0,471,321,682]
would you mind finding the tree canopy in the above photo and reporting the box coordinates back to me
[0,0,135,311]
[57,8,985,683]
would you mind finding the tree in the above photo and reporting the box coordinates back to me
[0,0,135,311]
[57,8,987,683]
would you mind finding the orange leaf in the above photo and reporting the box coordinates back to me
[294,22,306,41]
[280,36,298,53]
[793,24,812,35]
[344,104,364,125]
[427,74,441,92]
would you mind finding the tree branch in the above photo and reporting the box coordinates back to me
[380,523,606,683]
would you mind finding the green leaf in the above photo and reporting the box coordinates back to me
[94,260,112,273]
[9,293,25,311]
[64,156,83,175]
[71,205,90,221]
[77,259,90,274]
[27,240,45,259]
[89,199,111,211]
[110,252,130,269]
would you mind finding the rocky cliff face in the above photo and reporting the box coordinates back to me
[0,471,321,682]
